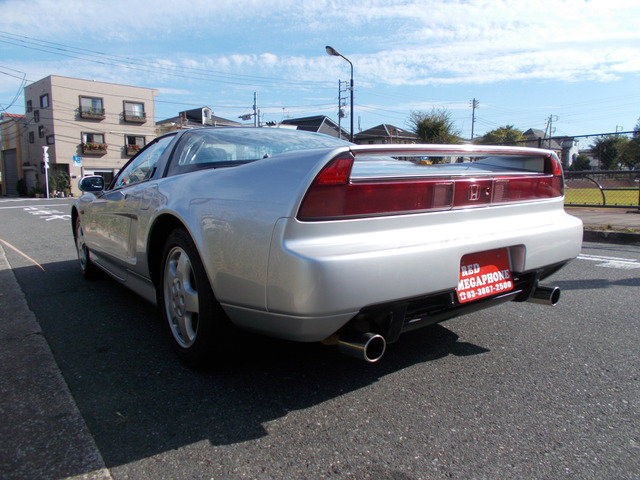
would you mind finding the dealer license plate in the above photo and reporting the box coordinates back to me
[456,248,513,303]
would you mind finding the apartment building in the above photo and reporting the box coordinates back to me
[23,76,158,196]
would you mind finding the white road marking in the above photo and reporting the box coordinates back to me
[22,206,71,222]
[0,203,69,209]
[578,254,640,269]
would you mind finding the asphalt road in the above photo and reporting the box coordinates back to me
[1,197,639,480]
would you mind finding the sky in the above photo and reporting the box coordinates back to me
[1,0,639,142]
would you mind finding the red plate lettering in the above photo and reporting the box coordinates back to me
[456,248,513,303]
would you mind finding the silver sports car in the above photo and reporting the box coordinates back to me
[72,127,583,366]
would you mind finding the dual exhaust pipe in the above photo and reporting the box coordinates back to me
[337,284,560,363]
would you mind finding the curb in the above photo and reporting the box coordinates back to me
[0,245,112,480]
[583,229,640,245]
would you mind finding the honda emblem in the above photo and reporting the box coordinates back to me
[469,184,480,201]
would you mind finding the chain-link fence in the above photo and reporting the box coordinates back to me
[506,130,639,208]
[565,171,640,208]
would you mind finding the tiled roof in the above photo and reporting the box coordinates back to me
[356,124,418,139]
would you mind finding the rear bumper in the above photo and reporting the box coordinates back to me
[266,201,582,317]
[223,261,568,343]
[223,201,582,342]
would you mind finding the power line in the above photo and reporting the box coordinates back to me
[0,31,333,90]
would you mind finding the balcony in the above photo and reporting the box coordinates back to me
[124,111,146,123]
[80,107,106,120]
[82,142,108,155]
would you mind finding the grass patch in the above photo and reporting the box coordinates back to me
[565,188,639,206]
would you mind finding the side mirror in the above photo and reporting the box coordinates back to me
[78,175,105,193]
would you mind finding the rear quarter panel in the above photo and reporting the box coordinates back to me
[153,147,347,311]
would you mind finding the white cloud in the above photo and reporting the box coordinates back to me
[1,0,639,133]
[1,0,638,87]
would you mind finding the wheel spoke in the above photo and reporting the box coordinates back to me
[176,313,197,344]
[175,253,192,286]
[76,223,87,268]
[164,245,200,349]
[183,285,199,316]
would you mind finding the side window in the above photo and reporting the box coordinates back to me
[166,131,234,177]
[111,135,174,189]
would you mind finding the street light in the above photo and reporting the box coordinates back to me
[326,45,354,142]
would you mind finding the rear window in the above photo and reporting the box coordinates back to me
[350,153,549,181]
[166,127,349,176]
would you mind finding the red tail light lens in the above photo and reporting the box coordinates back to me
[298,153,564,221]
[315,155,353,185]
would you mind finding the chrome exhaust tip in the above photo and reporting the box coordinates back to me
[338,332,386,363]
[527,284,561,306]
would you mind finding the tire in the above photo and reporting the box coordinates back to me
[159,228,232,367]
[74,219,98,279]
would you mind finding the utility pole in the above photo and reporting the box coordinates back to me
[470,98,479,139]
[253,92,258,127]
[544,115,559,148]
[238,92,260,125]
[337,80,348,140]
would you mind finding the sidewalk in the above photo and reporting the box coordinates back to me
[0,246,112,480]
[566,206,640,244]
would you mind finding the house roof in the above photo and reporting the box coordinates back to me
[355,124,418,140]
[281,115,349,139]
[0,113,26,119]
[157,107,240,127]
[523,128,563,150]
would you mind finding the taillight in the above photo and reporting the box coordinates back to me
[549,155,563,176]
[315,155,353,184]
[298,154,454,220]
[297,154,565,221]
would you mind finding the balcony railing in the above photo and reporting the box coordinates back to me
[124,111,146,123]
[82,142,108,155]
[80,107,106,120]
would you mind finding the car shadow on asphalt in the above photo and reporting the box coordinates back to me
[11,259,490,469]
[553,277,640,291]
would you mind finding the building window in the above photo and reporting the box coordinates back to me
[125,135,145,155]
[40,94,49,108]
[28,132,34,143]
[38,126,45,138]
[82,132,107,154]
[123,101,146,122]
[79,96,105,119]
[83,132,105,144]
[26,100,33,112]
[33,110,40,123]
[46,135,55,145]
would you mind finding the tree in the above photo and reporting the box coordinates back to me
[619,118,640,170]
[408,108,461,144]
[48,169,71,196]
[568,153,591,171]
[476,125,525,146]
[591,135,629,170]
